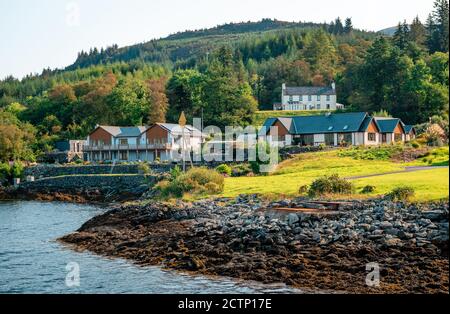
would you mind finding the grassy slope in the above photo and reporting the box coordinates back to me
[222,149,449,201]
[353,168,449,201]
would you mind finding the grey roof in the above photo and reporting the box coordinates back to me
[99,126,147,138]
[284,86,336,96]
[373,118,403,133]
[278,117,295,132]
[156,123,204,137]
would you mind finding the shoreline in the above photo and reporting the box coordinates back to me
[59,196,449,294]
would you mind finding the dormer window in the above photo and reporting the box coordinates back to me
[308,95,312,101]
[343,125,349,130]
[317,95,320,101]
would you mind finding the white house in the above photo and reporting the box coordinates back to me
[273,83,344,111]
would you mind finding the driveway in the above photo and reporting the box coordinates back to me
[346,166,449,180]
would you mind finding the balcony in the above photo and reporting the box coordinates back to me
[83,143,173,151]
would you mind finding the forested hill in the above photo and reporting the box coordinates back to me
[0,1,449,164]
[66,18,377,71]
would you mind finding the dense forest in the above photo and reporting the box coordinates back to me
[0,0,448,163]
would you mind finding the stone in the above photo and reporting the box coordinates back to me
[287,213,299,226]
[312,232,321,242]
[380,221,393,229]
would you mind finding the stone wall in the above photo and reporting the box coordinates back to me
[16,174,158,202]
[23,162,242,179]
[24,164,174,179]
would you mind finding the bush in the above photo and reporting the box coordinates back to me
[361,185,376,194]
[169,165,182,181]
[156,167,224,198]
[298,185,309,194]
[0,163,11,185]
[230,163,252,177]
[410,140,421,149]
[308,174,354,197]
[11,162,24,179]
[388,186,415,201]
[215,164,232,176]
[138,163,151,175]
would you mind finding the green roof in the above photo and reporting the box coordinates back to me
[262,112,369,135]
[291,112,368,134]
[374,118,403,133]
[403,125,415,134]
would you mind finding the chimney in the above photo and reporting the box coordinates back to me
[331,81,336,91]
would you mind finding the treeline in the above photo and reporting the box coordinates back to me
[0,1,448,163]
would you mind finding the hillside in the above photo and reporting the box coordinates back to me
[66,18,377,71]
[378,26,398,36]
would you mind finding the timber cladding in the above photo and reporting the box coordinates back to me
[90,127,112,145]
[394,123,404,134]
[269,120,289,137]
[367,120,379,133]
[146,124,169,143]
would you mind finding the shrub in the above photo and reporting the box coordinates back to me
[156,167,224,198]
[388,186,415,202]
[0,163,11,185]
[231,163,252,177]
[215,164,232,176]
[169,165,182,181]
[11,162,24,179]
[361,185,376,194]
[250,141,279,174]
[298,185,309,195]
[410,141,421,149]
[138,163,151,175]
[308,174,354,197]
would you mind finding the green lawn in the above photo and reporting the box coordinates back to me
[353,168,449,201]
[222,149,449,201]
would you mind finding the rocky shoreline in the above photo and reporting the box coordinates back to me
[60,196,449,293]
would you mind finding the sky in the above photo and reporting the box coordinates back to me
[0,0,435,80]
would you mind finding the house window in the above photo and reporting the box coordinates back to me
[299,95,303,101]
[326,95,331,101]
[394,133,403,142]
[120,151,128,161]
[308,95,312,101]
[368,133,376,141]
[119,139,128,145]
[338,133,352,146]
[289,96,293,102]
[382,134,387,143]
[317,104,321,110]
[325,133,335,146]
[301,135,314,146]
[317,95,321,101]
